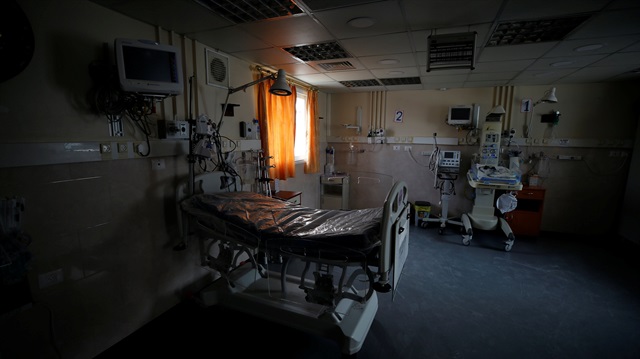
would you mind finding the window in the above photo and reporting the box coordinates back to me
[294,89,308,162]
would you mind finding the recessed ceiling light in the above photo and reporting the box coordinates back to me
[378,58,399,65]
[574,43,604,52]
[347,17,375,28]
[550,61,573,67]
[388,71,404,75]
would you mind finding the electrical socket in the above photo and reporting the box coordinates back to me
[100,144,112,153]
[421,151,431,156]
[117,143,128,153]
[38,268,63,289]
[404,146,412,152]
[393,145,400,151]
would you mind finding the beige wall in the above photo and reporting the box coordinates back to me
[327,83,639,235]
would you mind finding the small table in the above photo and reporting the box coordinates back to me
[272,190,302,205]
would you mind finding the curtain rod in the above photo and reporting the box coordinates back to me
[252,65,318,92]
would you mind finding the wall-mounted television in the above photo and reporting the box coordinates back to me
[114,38,183,96]
[447,104,474,126]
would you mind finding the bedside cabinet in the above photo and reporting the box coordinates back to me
[273,190,302,205]
[505,186,545,237]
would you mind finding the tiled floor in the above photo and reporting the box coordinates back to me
[97,227,640,359]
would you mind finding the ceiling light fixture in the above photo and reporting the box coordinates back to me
[574,43,604,52]
[378,59,399,65]
[388,71,404,75]
[347,17,375,28]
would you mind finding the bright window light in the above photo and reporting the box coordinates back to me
[294,90,308,162]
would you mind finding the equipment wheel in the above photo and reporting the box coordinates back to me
[462,237,470,246]
[505,243,513,252]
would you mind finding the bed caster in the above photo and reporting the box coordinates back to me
[504,234,515,252]
[462,237,470,246]
[373,282,391,293]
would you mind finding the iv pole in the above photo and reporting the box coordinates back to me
[176,69,292,251]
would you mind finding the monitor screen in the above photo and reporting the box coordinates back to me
[447,105,473,125]
[450,107,471,120]
[115,38,183,96]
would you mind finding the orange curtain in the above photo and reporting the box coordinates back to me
[304,89,319,173]
[255,73,296,180]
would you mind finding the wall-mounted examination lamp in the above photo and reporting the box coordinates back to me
[524,87,558,138]
[486,105,506,122]
[533,87,558,106]
[228,69,292,96]
[219,69,292,128]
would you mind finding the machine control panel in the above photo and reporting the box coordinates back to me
[438,150,461,173]
[479,121,502,166]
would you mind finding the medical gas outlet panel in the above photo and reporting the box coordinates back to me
[479,121,502,166]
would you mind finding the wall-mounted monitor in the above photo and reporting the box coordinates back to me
[114,38,183,96]
[447,105,474,126]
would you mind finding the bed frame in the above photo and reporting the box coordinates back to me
[176,172,410,356]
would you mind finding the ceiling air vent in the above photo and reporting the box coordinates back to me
[427,32,477,72]
[205,49,229,89]
[486,15,591,46]
[316,61,356,71]
[380,77,421,86]
[194,0,303,24]
[283,41,350,62]
[339,79,381,88]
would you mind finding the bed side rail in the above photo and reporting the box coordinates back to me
[375,180,410,294]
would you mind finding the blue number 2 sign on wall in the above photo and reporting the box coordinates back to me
[394,110,404,123]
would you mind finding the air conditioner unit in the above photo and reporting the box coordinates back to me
[205,49,229,89]
[427,32,477,72]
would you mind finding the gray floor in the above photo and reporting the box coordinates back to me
[98,226,640,359]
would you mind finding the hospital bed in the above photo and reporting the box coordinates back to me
[176,172,410,356]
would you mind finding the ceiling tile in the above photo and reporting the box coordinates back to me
[238,15,334,47]
[341,33,413,57]
[312,1,405,39]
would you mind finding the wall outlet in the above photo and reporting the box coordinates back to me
[38,269,63,289]
[404,146,412,152]
[158,120,189,139]
[393,145,400,151]
[100,143,112,153]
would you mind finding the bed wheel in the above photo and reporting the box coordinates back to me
[373,282,391,293]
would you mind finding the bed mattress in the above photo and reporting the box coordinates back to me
[181,192,383,257]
